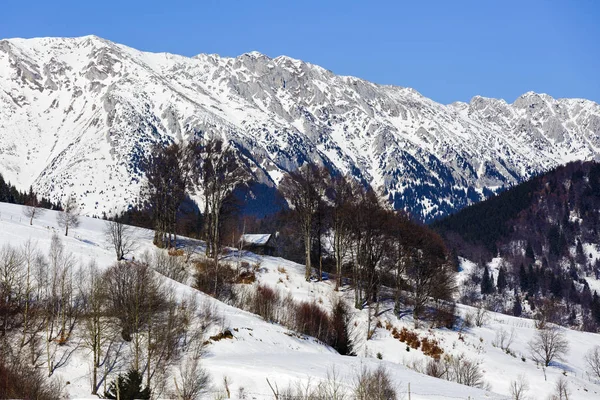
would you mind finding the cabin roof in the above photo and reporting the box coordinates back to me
[240,234,272,246]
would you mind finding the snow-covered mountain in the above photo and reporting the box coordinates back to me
[1,35,599,220]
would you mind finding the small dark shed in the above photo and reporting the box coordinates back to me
[240,234,276,256]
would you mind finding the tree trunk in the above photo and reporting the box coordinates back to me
[304,223,312,281]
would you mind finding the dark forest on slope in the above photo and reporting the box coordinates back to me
[433,161,600,330]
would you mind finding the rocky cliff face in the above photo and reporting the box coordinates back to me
[1,36,599,219]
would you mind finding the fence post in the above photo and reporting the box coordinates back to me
[408,382,411,400]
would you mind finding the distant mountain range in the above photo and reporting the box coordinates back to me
[1,35,599,219]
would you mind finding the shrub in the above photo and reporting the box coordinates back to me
[432,301,457,329]
[193,260,236,299]
[105,369,151,400]
[252,284,281,322]
[447,355,485,388]
[168,248,185,257]
[209,329,234,342]
[354,365,397,400]
[295,301,331,343]
[425,358,448,379]
[0,357,64,400]
[396,327,420,349]
[236,270,256,284]
[421,337,444,360]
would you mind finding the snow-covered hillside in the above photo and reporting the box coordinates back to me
[1,201,600,399]
[1,36,600,220]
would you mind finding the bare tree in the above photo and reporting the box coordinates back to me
[529,326,569,368]
[199,139,248,293]
[493,326,516,353]
[142,140,201,249]
[548,376,570,400]
[57,194,80,236]
[353,365,397,400]
[280,164,327,281]
[172,357,211,400]
[0,244,25,334]
[81,261,111,395]
[104,219,136,261]
[325,174,357,290]
[22,195,46,226]
[509,374,529,400]
[405,227,456,323]
[585,345,600,378]
[102,261,166,370]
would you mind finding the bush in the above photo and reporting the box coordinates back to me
[395,327,420,349]
[446,355,486,388]
[425,358,448,379]
[252,284,281,322]
[421,337,444,360]
[0,356,64,400]
[432,301,457,329]
[354,365,397,400]
[105,369,151,400]
[295,301,331,343]
[193,260,236,299]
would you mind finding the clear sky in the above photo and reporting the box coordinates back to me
[2,0,599,104]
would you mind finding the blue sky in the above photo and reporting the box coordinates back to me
[2,0,599,104]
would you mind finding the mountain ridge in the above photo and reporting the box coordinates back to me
[1,35,599,220]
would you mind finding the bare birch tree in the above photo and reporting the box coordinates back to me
[104,219,136,261]
[57,194,80,236]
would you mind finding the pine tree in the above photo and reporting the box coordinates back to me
[105,370,151,400]
[497,266,507,293]
[519,264,528,292]
[591,291,600,325]
[525,241,535,261]
[481,265,495,295]
[513,293,522,317]
[527,265,538,295]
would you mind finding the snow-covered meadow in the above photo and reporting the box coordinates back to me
[1,202,599,399]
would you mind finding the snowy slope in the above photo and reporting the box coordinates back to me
[1,36,600,220]
[2,201,600,399]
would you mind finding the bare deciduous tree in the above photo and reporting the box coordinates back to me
[325,174,358,290]
[142,141,201,249]
[353,365,397,400]
[102,261,166,368]
[81,261,111,395]
[22,195,46,226]
[585,345,600,378]
[57,194,80,236]
[200,139,248,292]
[548,376,571,400]
[104,219,136,261]
[509,374,529,400]
[529,326,569,368]
[280,164,327,281]
[172,357,211,400]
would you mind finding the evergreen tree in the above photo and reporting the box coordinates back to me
[525,241,535,261]
[497,266,507,293]
[513,293,522,317]
[519,264,528,292]
[105,370,150,400]
[527,265,538,295]
[550,274,562,298]
[481,265,495,295]
[591,291,600,325]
